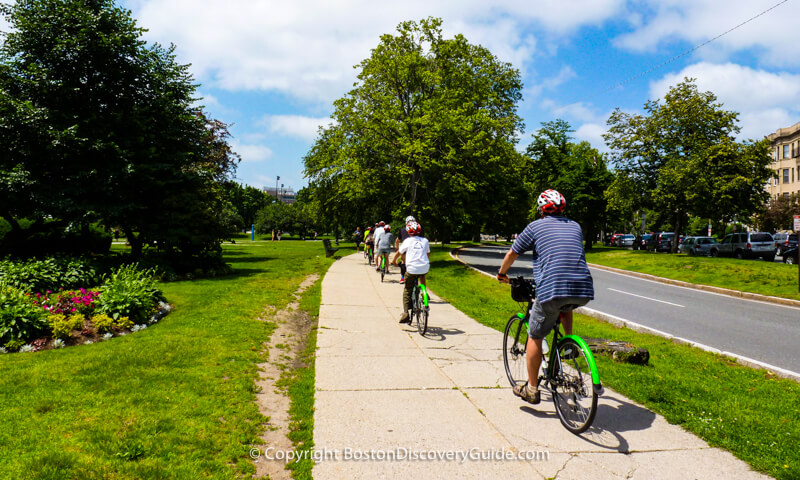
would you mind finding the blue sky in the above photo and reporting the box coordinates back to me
[116,0,800,192]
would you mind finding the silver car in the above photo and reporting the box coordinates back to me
[710,232,775,261]
[679,236,718,256]
[619,234,635,247]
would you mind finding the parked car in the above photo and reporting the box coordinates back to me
[678,236,718,256]
[773,232,799,256]
[633,233,652,250]
[646,232,675,252]
[782,246,798,264]
[619,234,635,248]
[609,233,624,246]
[710,232,775,261]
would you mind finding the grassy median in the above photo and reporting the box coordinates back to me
[428,245,800,480]
[0,239,336,479]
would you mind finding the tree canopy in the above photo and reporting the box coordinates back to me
[303,18,525,242]
[0,0,239,258]
[603,78,772,249]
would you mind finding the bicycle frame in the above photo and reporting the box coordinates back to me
[417,283,429,307]
[515,312,602,393]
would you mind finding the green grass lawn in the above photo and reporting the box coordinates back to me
[585,246,800,301]
[428,246,800,480]
[0,241,337,479]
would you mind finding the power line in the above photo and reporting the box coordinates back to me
[558,0,790,111]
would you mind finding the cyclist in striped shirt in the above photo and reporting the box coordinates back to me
[496,189,594,405]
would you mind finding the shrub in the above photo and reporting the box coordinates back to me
[0,282,50,345]
[48,313,85,340]
[91,313,131,334]
[35,289,100,316]
[4,338,25,352]
[91,314,115,334]
[0,257,99,293]
[96,264,163,322]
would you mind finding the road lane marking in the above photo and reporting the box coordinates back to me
[607,288,685,308]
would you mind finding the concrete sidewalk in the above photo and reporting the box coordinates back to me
[313,253,769,479]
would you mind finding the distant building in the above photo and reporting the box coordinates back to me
[263,186,296,204]
[767,121,800,199]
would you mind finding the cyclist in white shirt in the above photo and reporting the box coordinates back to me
[397,222,430,324]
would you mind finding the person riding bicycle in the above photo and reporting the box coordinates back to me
[373,221,386,269]
[364,225,376,260]
[398,221,430,324]
[376,224,394,273]
[393,215,424,283]
[496,189,594,405]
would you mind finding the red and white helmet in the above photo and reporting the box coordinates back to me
[537,189,566,215]
[384,225,391,232]
[406,221,421,235]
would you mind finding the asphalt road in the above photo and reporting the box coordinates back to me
[456,245,800,374]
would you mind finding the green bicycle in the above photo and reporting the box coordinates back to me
[502,277,602,434]
[411,279,430,336]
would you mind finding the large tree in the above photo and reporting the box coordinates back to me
[524,120,612,249]
[0,0,238,258]
[603,78,771,251]
[304,18,525,242]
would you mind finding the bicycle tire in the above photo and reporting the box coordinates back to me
[416,290,428,336]
[502,314,528,387]
[552,338,598,434]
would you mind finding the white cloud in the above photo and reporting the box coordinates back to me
[130,0,626,104]
[575,123,609,151]
[232,141,274,163]
[649,62,800,139]
[614,0,800,67]
[260,115,333,142]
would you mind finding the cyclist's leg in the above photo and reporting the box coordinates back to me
[526,299,560,389]
[560,311,573,336]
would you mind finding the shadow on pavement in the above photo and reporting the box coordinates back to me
[518,391,656,453]
[411,326,466,342]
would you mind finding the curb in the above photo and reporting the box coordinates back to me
[450,247,800,383]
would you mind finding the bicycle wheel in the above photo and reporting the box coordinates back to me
[380,263,385,282]
[552,338,598,434]
[502,315,528,387]
[416,288,428,336]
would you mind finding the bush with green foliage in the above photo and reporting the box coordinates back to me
[90,313,131,334]
[0,283,50,347]
[96,264,164,322]
[48,313,85,340]
[0,257,99,293]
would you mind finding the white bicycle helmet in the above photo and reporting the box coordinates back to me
[405,215,416,224]
[537,189,566,215]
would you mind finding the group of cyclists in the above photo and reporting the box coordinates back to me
[350,189,594,407]
[353,216,431,325]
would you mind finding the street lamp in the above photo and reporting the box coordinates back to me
[280,184,284,203]
[275,176,280,202]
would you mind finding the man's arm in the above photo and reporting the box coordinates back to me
[496,248,519,283]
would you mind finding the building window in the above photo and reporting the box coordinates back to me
[784,145,790,158]
[784,169,790,183]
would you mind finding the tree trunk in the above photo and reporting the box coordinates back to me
[671,211,683,253]
[122,224,143,259]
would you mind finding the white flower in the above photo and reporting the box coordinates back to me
[131,324,148,332]
[102,333,113,340]
[19,344,34,353]
[85,340,93,345]
[53,339,65,349]
[0,347,7,354]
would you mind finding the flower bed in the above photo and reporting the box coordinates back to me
[0,263,170,354]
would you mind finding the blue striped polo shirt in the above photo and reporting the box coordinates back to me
[511,215,594,304]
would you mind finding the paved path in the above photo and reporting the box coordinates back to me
[313,253,769,479]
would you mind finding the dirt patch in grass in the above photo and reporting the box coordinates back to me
[253,274,319,479]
